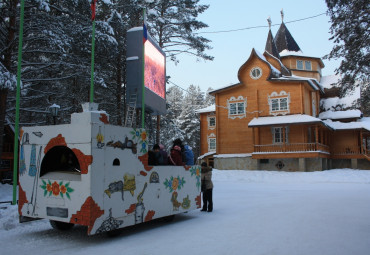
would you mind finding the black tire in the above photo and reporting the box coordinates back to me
[162,215,175,222]
[50,220,74,230]
[106,228,123,237]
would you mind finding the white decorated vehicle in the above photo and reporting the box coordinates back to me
[18,103,201,235]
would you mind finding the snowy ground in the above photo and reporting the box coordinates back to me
[1,169,370,255]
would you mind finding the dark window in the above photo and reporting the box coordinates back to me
[113,158,120,166]
[40,146,80,176]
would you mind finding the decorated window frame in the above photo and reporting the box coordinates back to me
[268,91,290,116]
[271,126,289,144]
[207,114,216,130]
[250,67,262,80]
[208,133,216,152]
[227,96,247,119]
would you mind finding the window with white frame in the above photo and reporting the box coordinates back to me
[268,91,290,116]
[208,115,216,130]
[227,96,247,119]
[272,127,289,144]
[250,67,262,79]
[305,61,312,70]
[297,60,303,70]
[208,133,216,151]
[297,60,312,71]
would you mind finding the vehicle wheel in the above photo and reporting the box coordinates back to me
[106,228,123,237]
[162,215,175,222]
[50,220,74,230]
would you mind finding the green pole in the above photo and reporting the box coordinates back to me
[12,0,25,205]
[90,19,96,103]
[141,9,146,129]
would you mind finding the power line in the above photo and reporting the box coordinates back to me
[197,12,326,34]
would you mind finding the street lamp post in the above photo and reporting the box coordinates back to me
[49,104,60,125]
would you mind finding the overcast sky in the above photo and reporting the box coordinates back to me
[166,0,340,92]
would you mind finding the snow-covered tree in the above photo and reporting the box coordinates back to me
[145,0,213,63]
[325,0,370,99]
[204,87,215,106]
[177,84,204,158]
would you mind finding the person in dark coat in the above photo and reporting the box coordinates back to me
[168,145,183,166]
[172,138,186,164]
[148,144,162,165]
[159,144,168,165]
[201,162,213,212]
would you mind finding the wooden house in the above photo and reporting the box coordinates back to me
[197,19,370,171]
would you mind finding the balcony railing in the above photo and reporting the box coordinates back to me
[254,143,330,153]
[331,146,361,155]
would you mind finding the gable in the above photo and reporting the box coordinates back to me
[238,48,281,84]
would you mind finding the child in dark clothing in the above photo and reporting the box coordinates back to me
[148,144,162,165]
[201,162,213,212]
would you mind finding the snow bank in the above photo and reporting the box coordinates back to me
[212,169,370,184]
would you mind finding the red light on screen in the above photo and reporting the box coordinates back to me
[144,41,165,99]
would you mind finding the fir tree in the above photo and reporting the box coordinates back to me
[325,0,370,112]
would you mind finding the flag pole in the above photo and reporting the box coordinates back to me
[141,8,146,129]
[12,0,25,205]
[90,0,97,103]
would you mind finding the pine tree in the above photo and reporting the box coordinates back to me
[177,84,203,158]
[325,0,370,105]
[145,0,213,63]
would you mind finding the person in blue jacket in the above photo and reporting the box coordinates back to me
[184,145,194,165]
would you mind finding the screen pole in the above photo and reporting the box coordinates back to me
[12,0,25,205]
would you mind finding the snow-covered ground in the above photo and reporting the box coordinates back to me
[1,169,370,255]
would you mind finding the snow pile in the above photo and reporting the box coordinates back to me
[319,109,362,120]
[320,74,341,89]
[320,87,360,111]
[213,169,370,184]
[323,119,370,131]
[279,49,304,56]
[195,104,215,113]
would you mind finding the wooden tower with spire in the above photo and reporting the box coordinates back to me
[273,9,324,81]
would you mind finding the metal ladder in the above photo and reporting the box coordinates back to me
[125,90,137,127]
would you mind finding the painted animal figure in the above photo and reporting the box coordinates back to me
[105,181,124,200]
[171,191,182,211]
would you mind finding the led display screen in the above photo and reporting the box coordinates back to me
[144,40,165,99]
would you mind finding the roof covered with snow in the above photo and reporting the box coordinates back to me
[195,104,216,114]
[198,151,216,159]
[248,114,322,127]
[208,83,242,95]
[214,153,252,158]
[320,74,341,89]
[319,110,362,120]
[320,87,360,111]
[270,75,324,92]
[323,118,370,132]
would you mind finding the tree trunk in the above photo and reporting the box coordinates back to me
[0,89,9,161]
[116,52,122,125]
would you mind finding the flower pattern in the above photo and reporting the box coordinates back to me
[130,128,148,153]
[40,180,74,199]
[190,166,201,190]
[164,176,186,193]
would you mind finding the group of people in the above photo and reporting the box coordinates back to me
[148,138,194,166]
[148,139,214,213]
